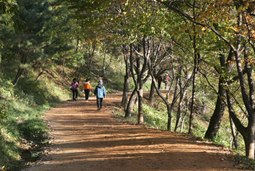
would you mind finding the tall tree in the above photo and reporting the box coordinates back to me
[159,0,255,159]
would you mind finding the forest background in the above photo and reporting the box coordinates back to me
[1,0,255,170]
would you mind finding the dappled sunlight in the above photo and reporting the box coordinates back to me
[23,94,239,171]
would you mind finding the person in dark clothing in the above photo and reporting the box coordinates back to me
[157,75,163,90]
[70,78,79,101]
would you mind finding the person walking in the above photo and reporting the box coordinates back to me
[70,78,79,101]
[157,75,163,90]
[83,79,92,100]
[164,74,170,90]
[94,80,106,110]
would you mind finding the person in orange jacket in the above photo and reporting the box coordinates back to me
[83,78,92,100]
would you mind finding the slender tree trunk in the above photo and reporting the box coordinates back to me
[121,74,130,109]
[13,68,24,86]
[147,54,173,131]
[125,89,136,118]
[189,1,199,134]
[227,86,254,159]
[166,74,178,131]
[180,99,189,132]
[234,46,255,159]
[34,71,44,81]
[175,65,184,132]
[136,52,144,124]
[188,49,199,134]
[244,45,255,159]
[149,80,155,104]
[225,46,255,159]
[125,44,137,118]
[229,116,238,149]
[121,50,130,108]
[137,87,144,124]
[13,55,27,86]
[136,36,149,124]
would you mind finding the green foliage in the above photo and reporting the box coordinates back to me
[143,104,168,130]
[192,119,207,138]
[18,118,48,145]
[0,79,14,99]
[0,0,254,168]
[16,78,61,105]
[0,98,50,169]
[213,122,232,148]
[114,103,168,130]
[0,70,68,170]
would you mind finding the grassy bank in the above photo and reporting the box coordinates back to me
[0,75,69,170]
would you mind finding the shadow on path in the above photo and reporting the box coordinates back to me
[23,94,241,171]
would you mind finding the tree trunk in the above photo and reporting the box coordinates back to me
[174,65,184,132]
[188,54,199,134]
[136,36,149,124]
[204,55,226,140]
[226,89,252,158]
[247,128,255,159]
[229,116,238,149]
[121,51,130,108]
[180,99,189,132]
[188,2,200,133]
[125,89,137,118]
[167,104,172,131]
[204,80,226,139]
[13,55,27,86]
[137,88,144,124]
[149,80,155,104]
[34,71,44,81]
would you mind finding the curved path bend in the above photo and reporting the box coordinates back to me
[24,94,242,171]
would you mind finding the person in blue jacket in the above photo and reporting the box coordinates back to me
[94,80,106,110]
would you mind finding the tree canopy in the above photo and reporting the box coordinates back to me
[1,1,255,168]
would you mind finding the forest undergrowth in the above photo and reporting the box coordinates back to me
[0,67,70,170]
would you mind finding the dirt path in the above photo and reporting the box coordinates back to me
[24,94,243,171]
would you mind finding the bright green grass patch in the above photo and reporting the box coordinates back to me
[142,104,168,130]
[113,103,168,130]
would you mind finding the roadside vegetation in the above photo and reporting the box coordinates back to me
[0,69,69,170]
[113,95,255,170]
[1,0,255,170]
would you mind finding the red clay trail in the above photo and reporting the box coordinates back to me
[23,93,243,171]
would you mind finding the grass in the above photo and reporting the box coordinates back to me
[113,103,168,130]
[142,104,168,130]
[112,96,255,170]
[0,73,69,170]
[0,96,51,170]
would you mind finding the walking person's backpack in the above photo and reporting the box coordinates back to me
[94,86,98,96]
[71,82,78,90]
